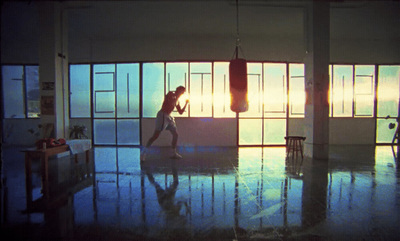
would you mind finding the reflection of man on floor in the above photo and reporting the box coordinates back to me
[146,167,190,219]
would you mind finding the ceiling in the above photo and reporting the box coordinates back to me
[3,0,400,39]
[64,0,400,40]
[1,0,399,60]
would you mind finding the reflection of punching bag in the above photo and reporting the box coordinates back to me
[230,58,248,113]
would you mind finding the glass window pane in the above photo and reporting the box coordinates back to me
[377,66,400,118]
[240,63,263,118]
[70,64,91,118]
[143,63,164,118]
[354,65,375,117]
[25,66,40,118]
[94,119,116,145]
[117,63,139,118]
[166,62,188,117]
[376,118,397,144]
[93,64,115,118]
[264,119,286,145]
[289,64,305,118]
[2,65,25,118]
[332,65,353,117]
[264,63,287,118]
[117,119,140,145]
[190,63,212,117]
[214,62,235,118]
[239,119,262,145]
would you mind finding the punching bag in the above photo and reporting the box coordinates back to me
[229,58,248,113]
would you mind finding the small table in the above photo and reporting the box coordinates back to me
[23,140,91,210]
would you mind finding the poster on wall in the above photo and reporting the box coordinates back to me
[42,82,55,91]
[41,96,54,115]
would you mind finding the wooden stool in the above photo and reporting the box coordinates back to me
[284,136,306,159]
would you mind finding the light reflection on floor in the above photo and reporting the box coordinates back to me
[1,145,399,240]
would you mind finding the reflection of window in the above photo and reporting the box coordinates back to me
[2,65,40,118]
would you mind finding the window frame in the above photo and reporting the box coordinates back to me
[1,64,40,119]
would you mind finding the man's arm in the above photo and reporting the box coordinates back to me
[176,100,189,115]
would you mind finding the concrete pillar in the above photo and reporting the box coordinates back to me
[303,1,330,160]
[38,2,69,139]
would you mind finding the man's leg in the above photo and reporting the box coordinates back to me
[169,129,182,159]
[146,130,161,148]
[141,130,161,161]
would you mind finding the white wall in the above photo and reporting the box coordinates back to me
[289,118,376,145]
[329,118,375,145]
[142,118,237,147]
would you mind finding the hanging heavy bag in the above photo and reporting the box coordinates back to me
[229,58,248,113]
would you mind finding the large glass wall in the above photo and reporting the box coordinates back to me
[2,63,399,146]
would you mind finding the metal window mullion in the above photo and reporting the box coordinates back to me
[352,65,355,118]
[127,72,130,113]
[373,65,378,144]
[282,74,286,115]
[261,63,265,146]
[116,148,119,189]
[114,64,118,145]
[258,74,261,113]
[22,66,28,118]
[139,62,143,146]
[286,63,290,138]
[164,62,167,96]
[90,64,95,145]
[187,63,190,117]
[212,62,215,118]
[68,64,72,119]
[167,73,170,94]
[1,66,3,119]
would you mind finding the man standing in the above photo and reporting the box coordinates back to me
[141,86,189,161]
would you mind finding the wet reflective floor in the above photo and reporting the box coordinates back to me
[1,145,400,241]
